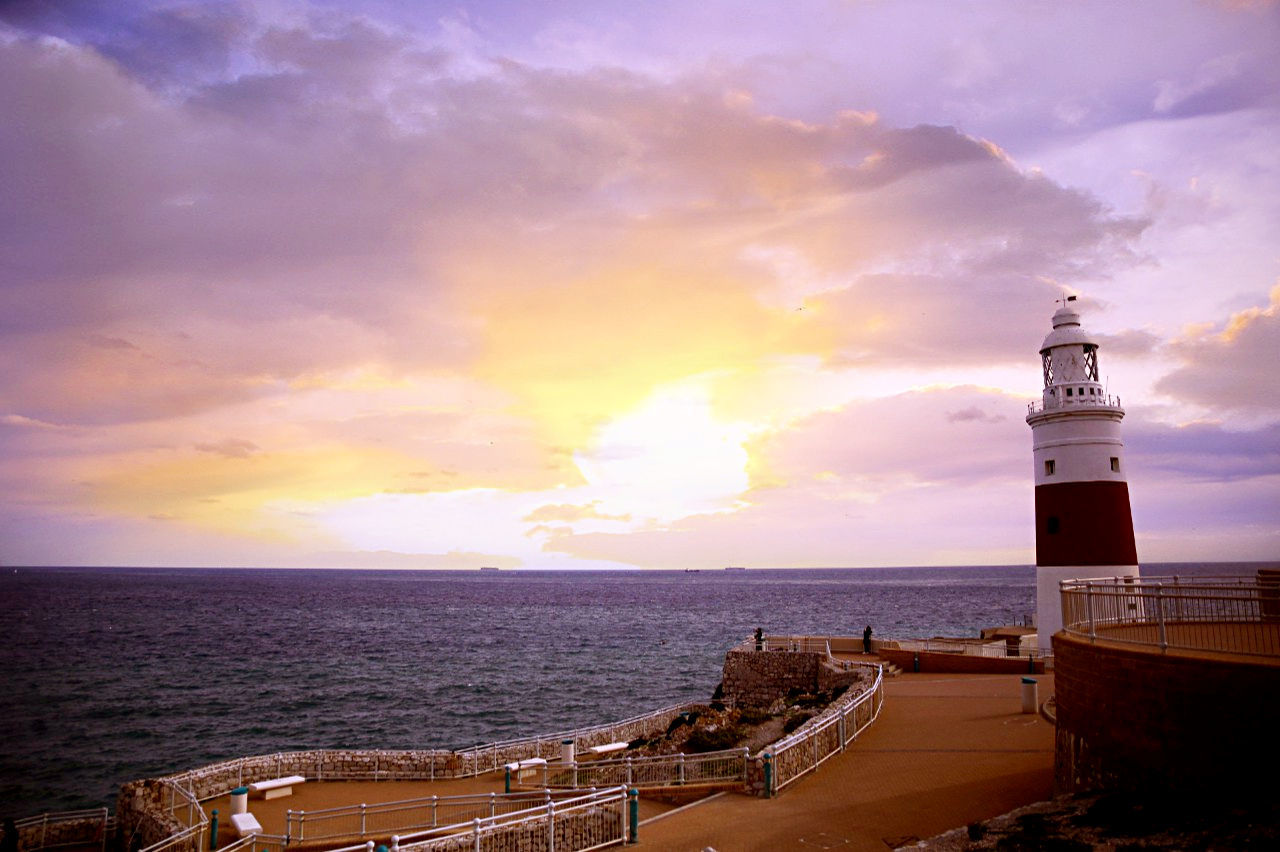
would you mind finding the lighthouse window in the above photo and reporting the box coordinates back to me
[1044,460,1056,476]
[1111,457,1120,472]
[1047,516,1060,534]
[1066,387,1073,397]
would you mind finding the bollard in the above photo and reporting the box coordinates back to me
[627,788,639,844]
[504,767,511,794]
[762,753,773,798]
[230,787,249,816]
[209,810,218,850]
[1021,677,1038,714]
[560,739,575,764]
[913,652,920,672]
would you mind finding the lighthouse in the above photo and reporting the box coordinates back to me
[1026,298,1138,650]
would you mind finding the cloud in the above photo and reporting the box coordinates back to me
[523,502,631,523]
[194,438,260,458]
[1154,285,1280,410]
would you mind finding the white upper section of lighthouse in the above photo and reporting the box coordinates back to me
[1027,300,1123,417]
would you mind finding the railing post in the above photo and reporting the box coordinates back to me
[546,802,555,852]
[431,796,437,827]
[359,804,366,837]
[838,715,846,750]
[625,756,633,786]
[627,788,639,845]
[473,819,481,852]
[1087,583,1096,640]
[391,837,399,852]
[489,792,495,818]
[678,753,685,785]
[1156,583,1168,650]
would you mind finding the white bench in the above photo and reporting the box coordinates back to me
[229,812,262,837]
[502,757,547,782]
[248,775,306,800]
[588,742,628,756]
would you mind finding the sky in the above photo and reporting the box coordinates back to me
[1,0,1277,570]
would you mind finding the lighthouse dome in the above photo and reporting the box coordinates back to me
[1039,304,1097,353]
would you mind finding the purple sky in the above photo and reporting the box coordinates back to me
[1,0,1277,569]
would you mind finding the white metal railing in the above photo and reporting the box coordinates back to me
[136,821,204,852]
[1027,394,1122,415]
[1060,575,1280,657]
[388,787,628,852]
[768,663,884,793]
[450,702,695,777]
[885,638,1051,660]
[15,809,111,852]
[537,747,749,789]
[283,790,597,844]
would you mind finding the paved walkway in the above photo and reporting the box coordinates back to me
[636,672,1055,851]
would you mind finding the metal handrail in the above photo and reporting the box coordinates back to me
[14,809,111,852]
[283,789,595,844]
[1060,575,1280,658]
[1027,394,1122,415]
[538,747,749,789]
[392,786,628,852]
[770,663,885,793]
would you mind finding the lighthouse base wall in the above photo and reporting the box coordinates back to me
[1036,563,1138,651]
[1053,631,1280,795]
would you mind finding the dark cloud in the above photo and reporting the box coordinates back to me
[1126,414,1280,481]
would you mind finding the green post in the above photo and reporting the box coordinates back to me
[763,754,773,799]
[209,810,218,850]
[627,788,639,844]
[504,767,511,794]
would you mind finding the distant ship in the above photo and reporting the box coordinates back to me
[479,566,501,572]
[724,566,746,572]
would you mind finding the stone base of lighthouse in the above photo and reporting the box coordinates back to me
[1036,563,1139,651]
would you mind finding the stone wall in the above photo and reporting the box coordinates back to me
[15,813,111,852]
[1053,631,1280,795]
[721,648,863,708]
[115,704,692,852]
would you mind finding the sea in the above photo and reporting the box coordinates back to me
[0,562,1266,819]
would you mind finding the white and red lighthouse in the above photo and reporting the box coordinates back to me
[1027,298,1139,649]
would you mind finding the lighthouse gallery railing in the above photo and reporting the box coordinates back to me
[1059,575,1280,658]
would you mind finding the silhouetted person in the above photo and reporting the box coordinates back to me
[863,625,872,654]
[2,817,19,852]
[754,626,764,651]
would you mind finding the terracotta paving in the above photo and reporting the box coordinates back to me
[635,672,1055,851]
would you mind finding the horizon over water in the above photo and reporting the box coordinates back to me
[1,561,1267,818]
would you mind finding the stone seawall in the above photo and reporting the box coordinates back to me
[721,648,864,708]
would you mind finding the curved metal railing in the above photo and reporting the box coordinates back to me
[1060,575,1280,658]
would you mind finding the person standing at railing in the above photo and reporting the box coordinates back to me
[863,625,873,654]
[2,817,18,852]
[754,627,764,651]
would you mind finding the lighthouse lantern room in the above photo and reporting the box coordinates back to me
[1026,297,1139,650]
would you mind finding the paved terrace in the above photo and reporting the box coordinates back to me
[638,670,1055,851]
[207,668,1054,852]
